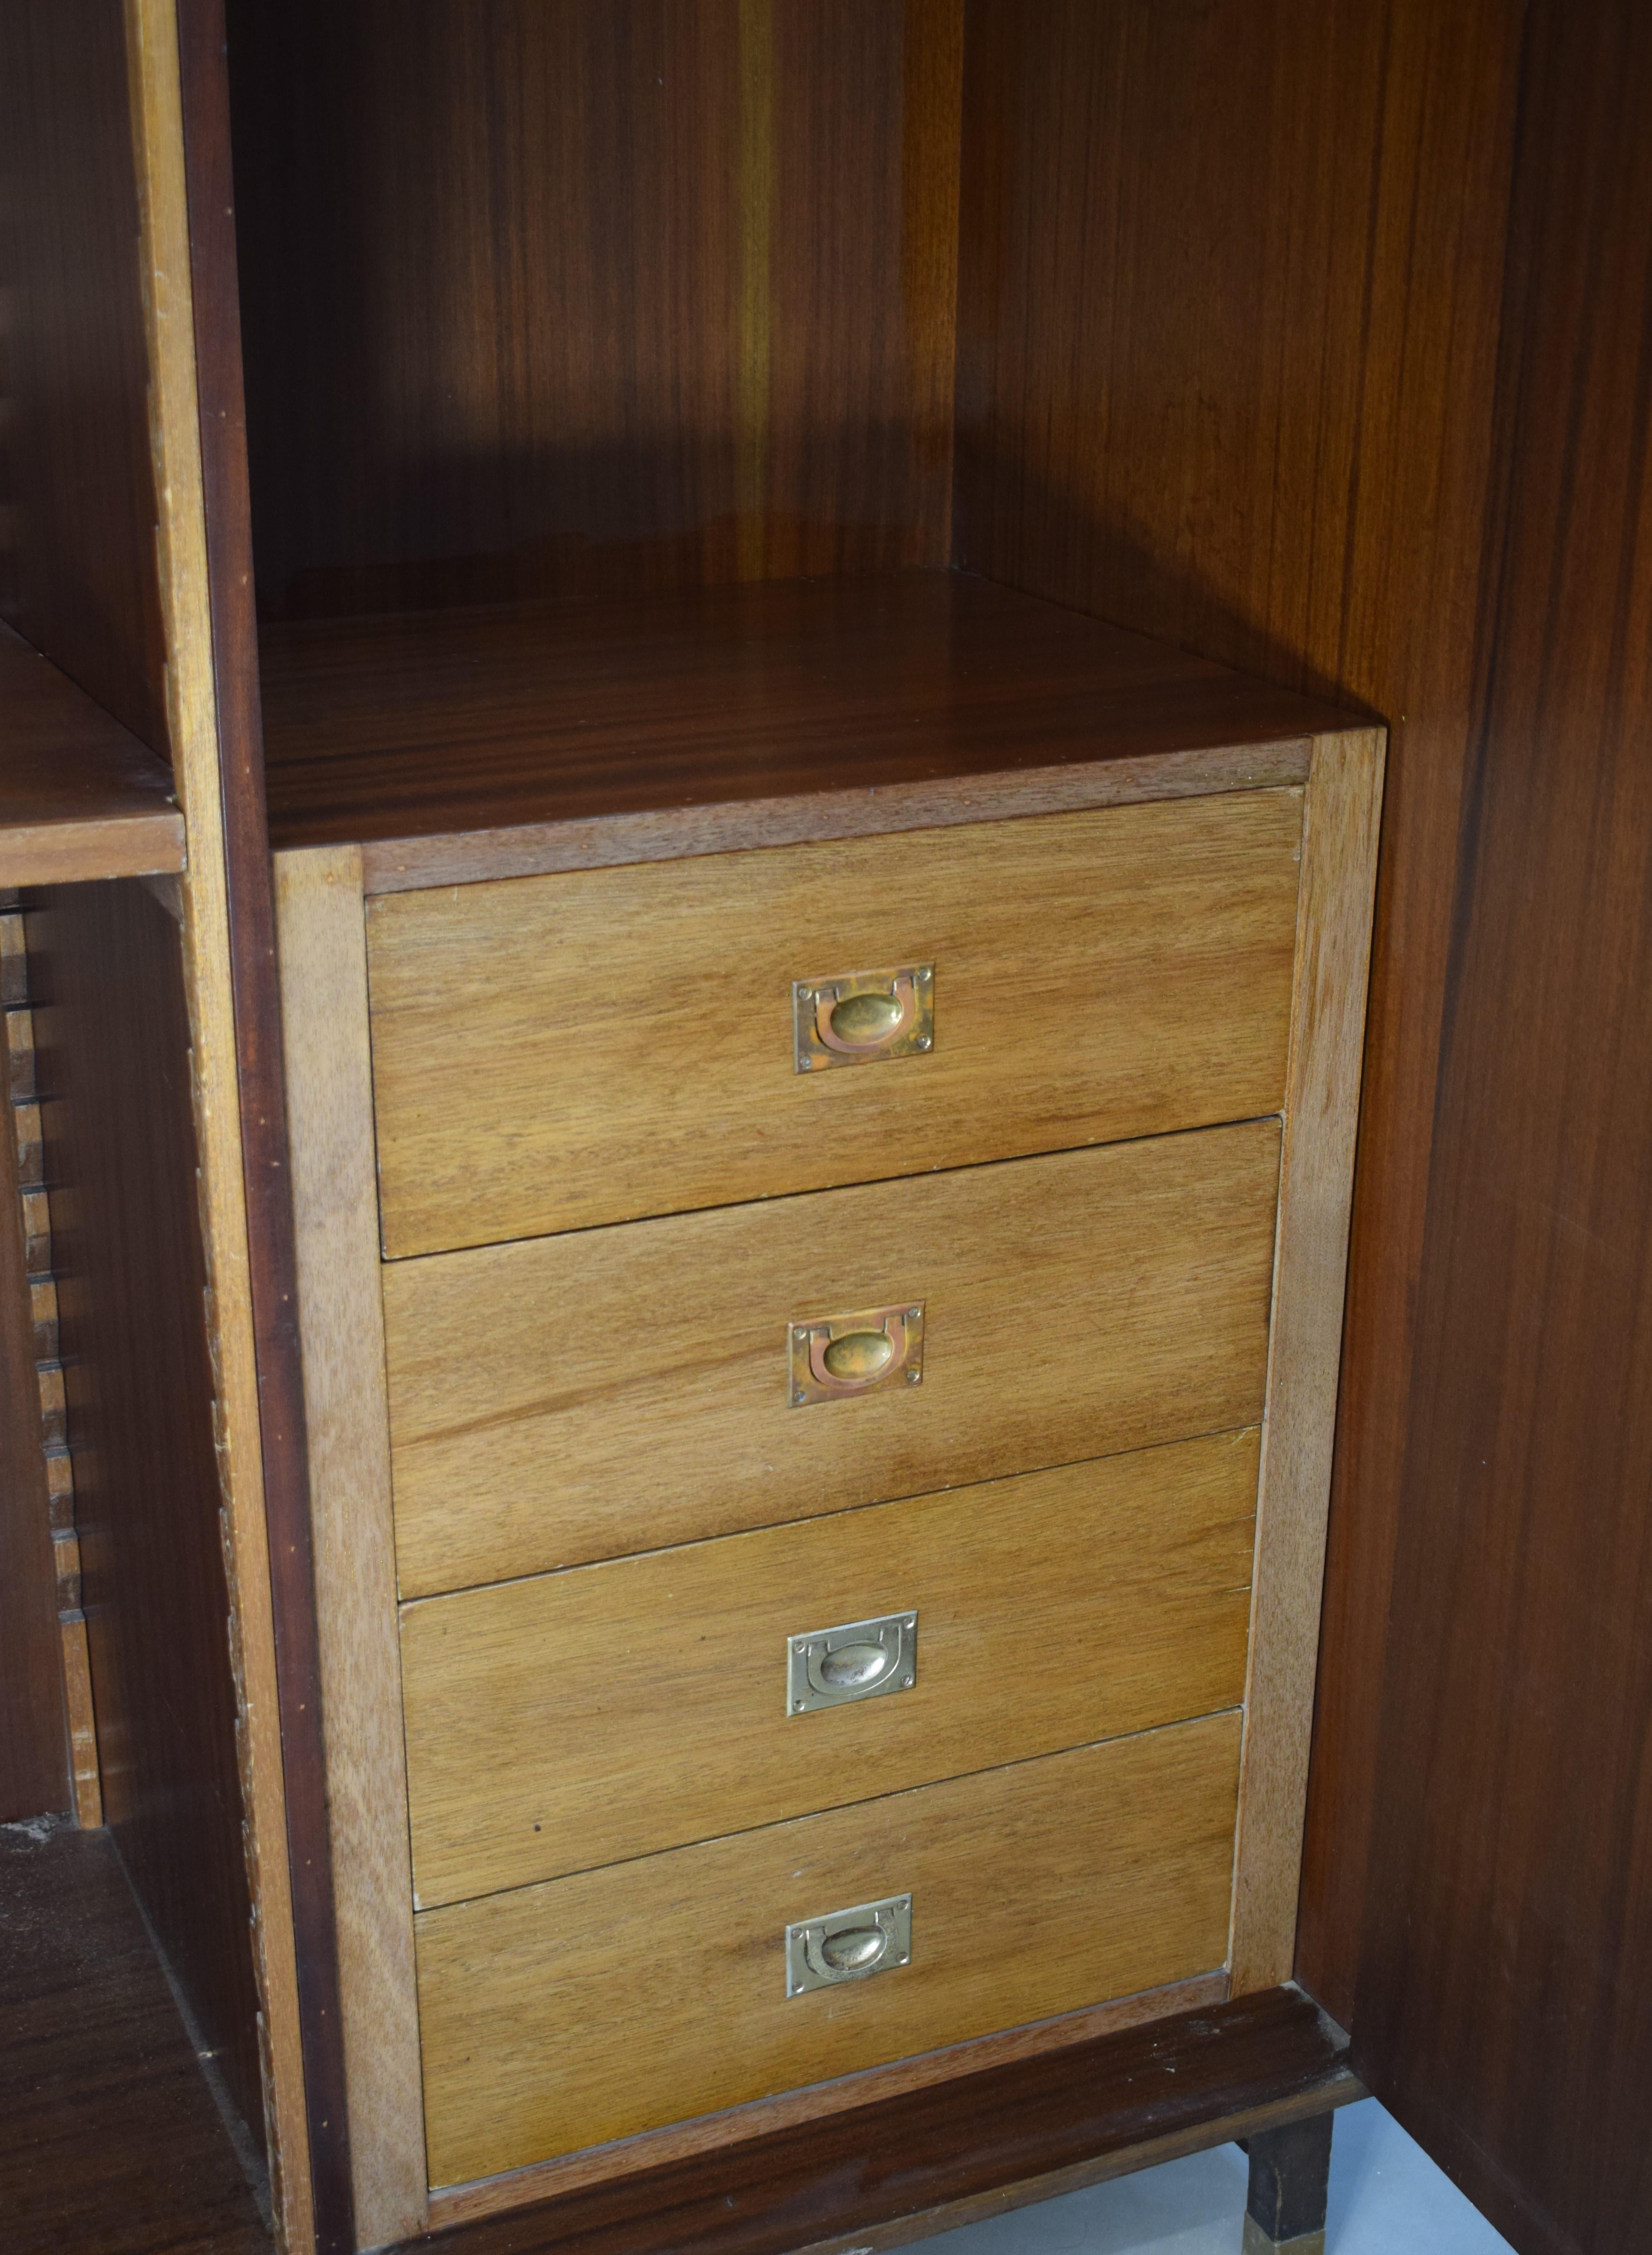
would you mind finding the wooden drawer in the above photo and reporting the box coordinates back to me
[415,1710,1242,2186]
[385,1118,1281,1597]
[401,1426,1259,1905]
[366,790,1303,1257]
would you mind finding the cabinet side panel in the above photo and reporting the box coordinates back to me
[128,1,332,2243]
[1353,7,1652,2249]
[24,880,264,2150]
[955,0,1524,2025]
[1229,729,1383,1990]
[0,0,168,752]
[275,845,428,2245]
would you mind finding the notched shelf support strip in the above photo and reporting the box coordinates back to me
[0,897,101,1828]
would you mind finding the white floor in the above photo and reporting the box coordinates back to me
[889,2099,1515,2254]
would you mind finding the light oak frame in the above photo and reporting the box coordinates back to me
[1229,728,1386,1990]
[274,726,1381,2245]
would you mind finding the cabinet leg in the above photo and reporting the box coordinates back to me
[1238,2111,1334,2253]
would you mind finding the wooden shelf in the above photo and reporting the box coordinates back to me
[259,570,1359,890]
[0,624,184,887]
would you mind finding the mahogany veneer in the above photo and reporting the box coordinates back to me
[259,571,1356,871]
[0,1818,268,2255]
[0,625,184,885]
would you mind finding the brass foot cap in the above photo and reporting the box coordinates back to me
[1241,2216,1326,2255]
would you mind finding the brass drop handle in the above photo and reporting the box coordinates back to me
[807,1308,911,1393]
[792,963,934,1072]
[789,1301,926,1407]
[813,973,918,1056]
[785,1893,913,1995]
[787,1611,918,1715]
[814,1924,889,1977]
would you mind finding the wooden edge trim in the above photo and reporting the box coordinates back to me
[58,1613,104,1827]
[783,2076,1367,2255]
[124,5,323,2248]
[426,1972,1230,2230]
[173,3,365,2247]
[356,740,1315,894]
[275,846,429,2245]
[1228,730,1387,1992]
[0,810,187,888]
[397,1987,1355,2255]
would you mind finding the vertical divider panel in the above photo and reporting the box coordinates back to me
[275,845,428,2244]
[120,2,316,2241]
[1229,728,1386,1992]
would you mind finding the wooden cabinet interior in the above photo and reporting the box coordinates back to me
[4,5,1652,2255]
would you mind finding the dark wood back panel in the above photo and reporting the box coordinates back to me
[25,879,265,2156]
[953,0,1524,2027]
[1353,7,1652,2248]
[0,0,168,754]
[223,0,963,620]
[957,4,1652,2248]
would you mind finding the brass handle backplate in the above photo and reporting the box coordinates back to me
[793,963,934,1072]
[787,1611,918,1715]
[789,1302,925,1407]
[785,1893,913,1996]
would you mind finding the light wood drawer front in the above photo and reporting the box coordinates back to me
[386,1119,1281,1598]
[416,1710,1241,2187]
[401,1427,1259,1906]
[366,791,1302,1258]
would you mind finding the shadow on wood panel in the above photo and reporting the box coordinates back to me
[24,880,266,2162]
[0,0,169,754]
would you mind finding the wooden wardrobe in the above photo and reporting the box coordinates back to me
[2,6,1649,2255]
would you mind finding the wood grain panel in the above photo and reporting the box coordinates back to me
[359,738,1312,897]
[1350,8,1652,2250]
[166,0,375,2239]
[0,627,185,885]
[256,572,1349,861]
[416,1714,1241,2186]
[1230,730,1382,1990]
[402,1427,1258,1905]
[130,3,329,2240]
[223,0,962,620]
[367,787,1301,1254]
[423,1973,1231,2230]
[24,880,264,2153]
[953,0,1526,2028]
[0,0,168,754]
[385,1120,1281,1596]
[275,847,427,2245]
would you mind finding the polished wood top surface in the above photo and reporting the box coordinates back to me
[259,571,1359,860]
[0,624,183,884]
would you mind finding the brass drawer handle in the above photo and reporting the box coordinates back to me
[789,1302,925,1406]
[815,974,917,1054]
[787,1611,918,1715]
[793,963,934,1072]
[785,1893,912,1996]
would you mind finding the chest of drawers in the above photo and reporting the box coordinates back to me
[264,583,1382,2241]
